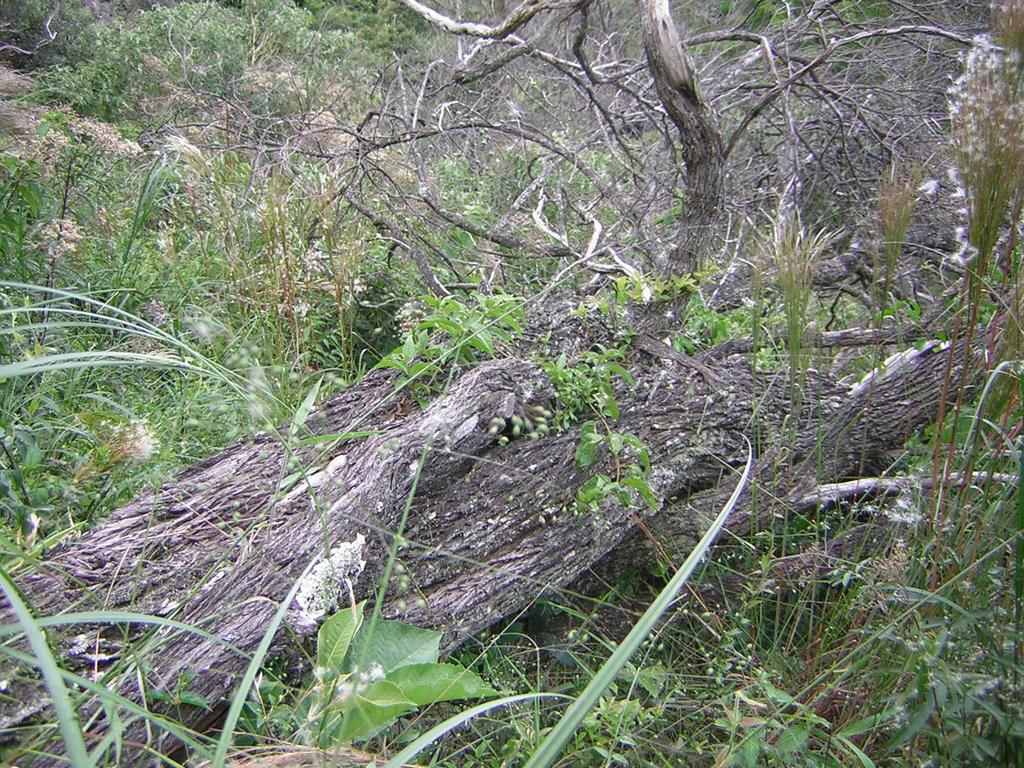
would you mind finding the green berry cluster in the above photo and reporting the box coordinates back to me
[486,404,554,446]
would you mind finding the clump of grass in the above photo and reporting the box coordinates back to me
[765,211,833,403]
[163,137,393,381]
[876,165,920,313]
[949,32,1024,287]
[932,18,1024,536]
[994,0,1024,62]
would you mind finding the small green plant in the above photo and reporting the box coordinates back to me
[521,443,752,768]
[571,269,698,330]
[713,674,880,768]
[610,271,698,305]
[882,616,1024,766]
[540,343,656,516]
[376,292,524,400]
[574,694,662,766]
[148,669,211,715]
[541,345,632,429]
[573,420,657,516]
[673,294,757,354]
[245,602,497,747]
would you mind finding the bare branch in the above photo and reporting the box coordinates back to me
[724,24,974,159]
[343,190,451,296]
[395,0,570,39]
[0,3,58,56]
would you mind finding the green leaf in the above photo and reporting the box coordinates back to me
[629,663,669,698]
[0,567,89,767]
[178,690,211,710]
[386,663,496,706]
[465,333,494,355]
[621,476,658,509]
[401,335,418,361]
[429,317,461,336]
[837,711,894,739]
[318,602,365,671]
[575,421,601,469]
[351,619,441,675]
[605,362,633,387]
[623,434,651,473]
[335,680,416,742]
[601,387,620,419]
[577,474,611,509]
[835,736,876,768]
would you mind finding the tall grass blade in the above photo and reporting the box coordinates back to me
[0,351,196,380]
[0,609,250,657]
[120,158,170,269]
[0,281,275,405]
[0,643,210,763]
[522,438,753,768]
[1015,384,1023,688]
[209,560,320,768]
[0,565,90,767]
[382,693,571,768]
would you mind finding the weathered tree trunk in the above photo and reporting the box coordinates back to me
[636,0,724,273]
[0,314,980,764]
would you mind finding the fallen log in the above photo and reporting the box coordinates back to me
[0,321,980,764]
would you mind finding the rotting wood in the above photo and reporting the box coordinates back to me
[0,320,983,765]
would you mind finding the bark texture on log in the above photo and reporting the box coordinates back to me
[635,0,724,274]
[0,328,980,764]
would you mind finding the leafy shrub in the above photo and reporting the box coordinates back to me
[0,0,95,68]
[302,0,426,56]
[36,1,351,122]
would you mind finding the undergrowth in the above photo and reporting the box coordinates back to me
[0,2,1022,768]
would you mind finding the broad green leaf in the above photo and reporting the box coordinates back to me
[178,690,211,710]
[386,663,496,706]
[622,476,658,509]
[575,421,601,468]
[432,317,460,335]
[465,334,494,355]
[602,387,620,419]
[623,434,651,472]
[318,602,364,671]
[606,362,634,386]
[335,680,416,742]
[631,663,669,698]
[351,618,441,675]
[402,335,417,360]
